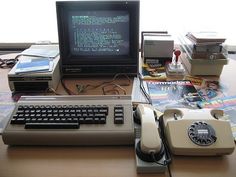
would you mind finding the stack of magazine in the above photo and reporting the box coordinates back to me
[179,31,227,60]
[14,44,59,74]
[15,58,54,74]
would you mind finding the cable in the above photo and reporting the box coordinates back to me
[76,73,131,94]
[150,150,172,167]
[61,73,131,95]
[150,152,165,166]
[61,77,77,95]
[157,114,173,177]
[150,151,172,177]
[44,87,61,95]
[102,83,127,95]
[138,73,152,104]
[159,116,172,161]
[159,115,173,176]
[167,164,173,177]
[0,58,17,68]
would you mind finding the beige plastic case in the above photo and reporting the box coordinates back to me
[162,108,235,156]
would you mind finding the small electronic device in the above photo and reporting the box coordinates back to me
[8,57,60,92]
[2,95,134,145]
[161,108,235,156]
[56,0,140,76]
[134,104,170,173]
[142,32,174,65]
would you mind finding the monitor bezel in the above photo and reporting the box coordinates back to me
[56,1,139,74]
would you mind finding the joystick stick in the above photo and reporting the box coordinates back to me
[174,50,181,64]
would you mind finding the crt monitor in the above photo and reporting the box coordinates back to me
[56,0,140,76]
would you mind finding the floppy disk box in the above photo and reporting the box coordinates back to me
[143,35,174,64]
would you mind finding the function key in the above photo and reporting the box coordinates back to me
[114,105,124,124]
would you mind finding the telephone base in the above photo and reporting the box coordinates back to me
[135,139,167,173]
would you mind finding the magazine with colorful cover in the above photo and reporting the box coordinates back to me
[197,80,226,101]
[197,95,236,141]
[184,76,227,101]
[141,63,167,80]
[146,80,202,112]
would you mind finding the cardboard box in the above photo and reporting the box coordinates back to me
[181,54,228,76]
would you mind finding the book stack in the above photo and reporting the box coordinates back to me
[179,32,228,76]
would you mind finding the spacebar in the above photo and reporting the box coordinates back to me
[25,122,80,129]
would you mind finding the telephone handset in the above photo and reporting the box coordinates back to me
[135,104,166,163]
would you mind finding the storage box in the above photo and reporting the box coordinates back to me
[181,53,228,76]
[143,35,174,58]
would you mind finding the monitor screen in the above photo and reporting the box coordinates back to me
[56,1,139,76]
[69,10,130,56]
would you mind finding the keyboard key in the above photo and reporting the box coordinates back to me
[25,122,79,129]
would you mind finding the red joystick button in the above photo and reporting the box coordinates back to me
[174,50,181,62]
